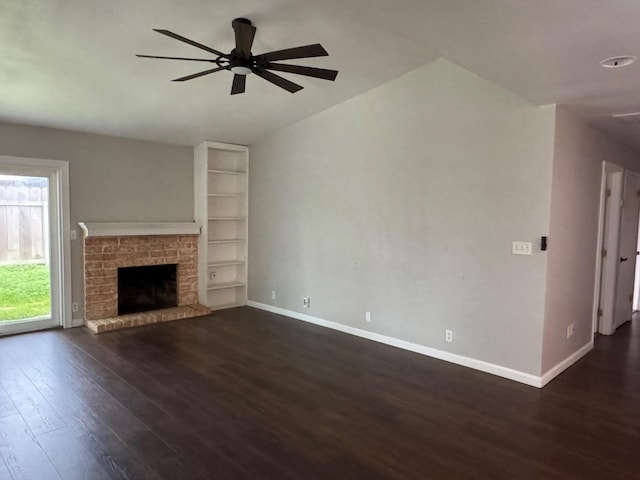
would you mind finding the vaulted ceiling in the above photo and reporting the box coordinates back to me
[2,0,639,148]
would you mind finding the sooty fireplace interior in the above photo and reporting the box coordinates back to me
[118,264,177,315]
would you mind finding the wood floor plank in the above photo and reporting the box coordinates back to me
[5,344,162,480]
[0,384,18,420]
[37,427,112,480]
[0,456,12,479]
[0,413,62,480]
[0,345,66,437]
[59,330,264,479]
[62,327,328,479]
[13,334,207,480]
[0,307,639,479]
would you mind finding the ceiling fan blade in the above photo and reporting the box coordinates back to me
[137,54,216,62]
[265,63,338,81]
[153,29,226,58]
[172,66,225,82]
[256,44,328,62]
[231,74,247,95]
[253,69,303,93]
[232,19,256,58]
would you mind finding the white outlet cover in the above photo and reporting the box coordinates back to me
[567,324,575,338]
[365,311,371,322]
[512,241,533,255]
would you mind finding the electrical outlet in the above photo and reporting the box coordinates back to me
[445,329,453,343]
[365,311,371,322]
[512,241,533,255]
[72,302,78,313]
[302,297,310,308]
[209,272,216,280]
[567,323,575,339]
[271,290,276,300]
[70,229,77,240]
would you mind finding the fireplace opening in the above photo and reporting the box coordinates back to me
[118,264,177,315]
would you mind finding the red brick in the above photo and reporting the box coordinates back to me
[85,276,116,286]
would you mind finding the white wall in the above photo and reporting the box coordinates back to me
[0,121,194,319]
[248,59,557,377]
[542,107,640,372]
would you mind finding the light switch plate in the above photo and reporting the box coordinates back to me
[512,241,533,255]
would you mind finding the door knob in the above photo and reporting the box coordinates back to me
[620,257,629,262]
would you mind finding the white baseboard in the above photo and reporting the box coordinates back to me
[247,301,545,388]
[539,341,593,387]
[71,318,85,328]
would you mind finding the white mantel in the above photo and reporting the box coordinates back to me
[78,222,201,237]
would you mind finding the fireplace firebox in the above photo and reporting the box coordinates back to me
[118,264,177,315]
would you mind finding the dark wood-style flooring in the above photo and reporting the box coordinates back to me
[0,307,638,479]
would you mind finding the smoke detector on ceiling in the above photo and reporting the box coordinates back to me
[600,56,637,68]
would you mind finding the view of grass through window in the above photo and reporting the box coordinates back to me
[1,174,51,322]
[0,264,51,321]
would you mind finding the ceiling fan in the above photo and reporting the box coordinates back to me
[137,18,339,95]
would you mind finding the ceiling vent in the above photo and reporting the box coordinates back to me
[600,56,637,68]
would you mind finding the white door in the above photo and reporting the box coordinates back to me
[598,168,624,335]
[633,216,640,311]
[613,171,640,330]
[0,157,71,335]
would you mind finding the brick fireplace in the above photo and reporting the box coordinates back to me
[79,222,210,333]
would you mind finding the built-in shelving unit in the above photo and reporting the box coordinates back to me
[194,141,248,311]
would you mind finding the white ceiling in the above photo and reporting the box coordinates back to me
[1,0,640,149]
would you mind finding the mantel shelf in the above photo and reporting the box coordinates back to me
[78,222,201,237]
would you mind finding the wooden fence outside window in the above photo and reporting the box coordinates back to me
[0,178,49,264]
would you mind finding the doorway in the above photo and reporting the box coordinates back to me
[0,156,71,335]
[613,170,640,330]
[594,163,640,336]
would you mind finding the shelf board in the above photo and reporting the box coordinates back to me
[208,238,245,244]
[209,302,245,311]
[207,282,246,291]
[207,193,244,198]
[208,260,245,267]
[208,216,247,221]
[208,169,246,175]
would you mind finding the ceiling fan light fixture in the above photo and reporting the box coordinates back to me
[230,65,253,75]
[600,55,637,68]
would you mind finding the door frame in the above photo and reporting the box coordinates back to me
[593,161,624,336]
[0,155,71,334]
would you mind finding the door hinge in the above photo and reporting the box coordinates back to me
[597,308,603,317]
[636,190,640,197]
[606,189,612,198]
[602,249,607,258]
[630,294,634,302]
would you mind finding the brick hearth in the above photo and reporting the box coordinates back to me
[82,233,210,333]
